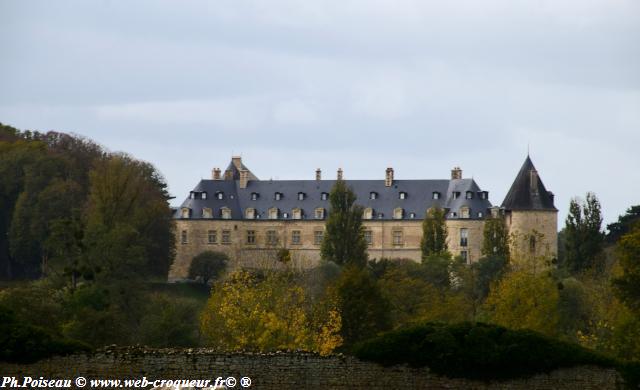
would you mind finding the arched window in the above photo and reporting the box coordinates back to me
[369,192,378,200]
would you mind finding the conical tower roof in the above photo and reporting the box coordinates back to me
[501,156,556,211]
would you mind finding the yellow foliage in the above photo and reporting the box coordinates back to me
[200,270,341,354]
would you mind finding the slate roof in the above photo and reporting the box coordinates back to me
[176,174,494,221]
[501,156,557,211]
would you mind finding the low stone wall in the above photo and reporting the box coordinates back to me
[0,347,623,389]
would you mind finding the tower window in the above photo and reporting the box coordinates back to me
[460,228,468,247]
[181,230,188,244]
[181,207,191,219]
[529,236,537,254]
[201,192,207,200]
[466,191,474,199]
[461,250,469,264]
[453,191,461,199]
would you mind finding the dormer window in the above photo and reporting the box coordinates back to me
[363,208,373,220]
[432,192,440,200]
[201,192,208,200]
[321,192,329,201]
[450,212,458,218]
[478,191,488,200]
[409,212,416,219]
[216,191,224,200]
[221,207,232,219]
[268,207,279,219]
[189,192,195,200]
[202,207,213,218]
[251,192,259,201]
[453,191,461,199]
[297,192,306,201]
[393,208,404,219]
[377,212,384,219]
[315,208,325,219]
[292,208,302,220]
[460,206,470,219]
[283,212,289,219]
[245,208,256,219]
[477,211,484,218]
[181,207,191,219]
[466,191,474,199]
[274,192,282,201]
[399,192,407,200]
[369,192,378,200]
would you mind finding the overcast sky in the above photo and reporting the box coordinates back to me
[1,0,638,226]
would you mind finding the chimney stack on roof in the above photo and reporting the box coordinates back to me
[337,168,343,180]
[385,167,394,187]
[231,156,242,169]
[212,168,221,180]
[239,169,249,189]
[451,166,462,180]
[316,168,321,181]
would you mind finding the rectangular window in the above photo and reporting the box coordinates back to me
[222,229,231,244]
[460,228,468,247]
[181,230,188,244]
[291,230,301,245]
[392,229,403,246]
[461,250,468,264]
[208,230,217,244]
[314,230,324,245]
[364,230,373,246]
[267,230,278,246]
[246,230,256,244]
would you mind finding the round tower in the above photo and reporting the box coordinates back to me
[502,156,558,263]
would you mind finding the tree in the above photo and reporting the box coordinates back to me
[484,269,559,337]
[188,251,228,284]
[607,205,640,243]
[482,217,510,259]
[563,193,604,273]
[471,255,508,300]
[421,206,448,259]
[330,266,391,346]
[320,180,368,268]
[200,270,342,354]
[612,224,640,314]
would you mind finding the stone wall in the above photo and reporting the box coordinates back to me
[1,347,622,389]
[170,219,486,280]
[506,210,558,260]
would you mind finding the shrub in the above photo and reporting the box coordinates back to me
[0,306,90,363]
[352,322,615,381]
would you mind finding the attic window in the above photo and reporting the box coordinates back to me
[453,191,461,199]
[181,207,191,219]
[251,192,259,201]
[399,192,407,200]
[363,208,373,220]
[216,191,224,200]
[409,212,416,219]
[221,207,232,219]
[292,208,302,220]
[432,192,440,200]
[245,208,256,219]
[478,211,483,218]
[275,192,282,201]
[298,192,306,201]
[478,191,488,200]
[189,192,195,200]
[315,208,325,219]
[283,212,289,219]
[393,208,404,219]
[201,192,207,200]
[377,212,384,219]
[321,192,329,201]
[460,206,470,219]
[370,192,378,200]
[450,212,458,218]
[466,191,474,199]
[268,208,279,219]
[202,208,213,218]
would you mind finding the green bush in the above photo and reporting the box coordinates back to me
[352,322,615,381]
[0,306,90,363]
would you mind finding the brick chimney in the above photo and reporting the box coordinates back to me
[451,166,462,180]
[385,167,394,187]
[337,168,343,180]
[239,169,249,189]
[231,156,242,169]
[212,168,221,180]
[316,168,321,181]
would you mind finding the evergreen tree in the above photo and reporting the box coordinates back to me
[188,251,228,284]
[563,192,604,273]
[481,216,510,259]
[612,224,640,314]
[421,206,448,260]
[320,180,368,268]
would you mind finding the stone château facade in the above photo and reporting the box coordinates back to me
[168,156,557,280]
